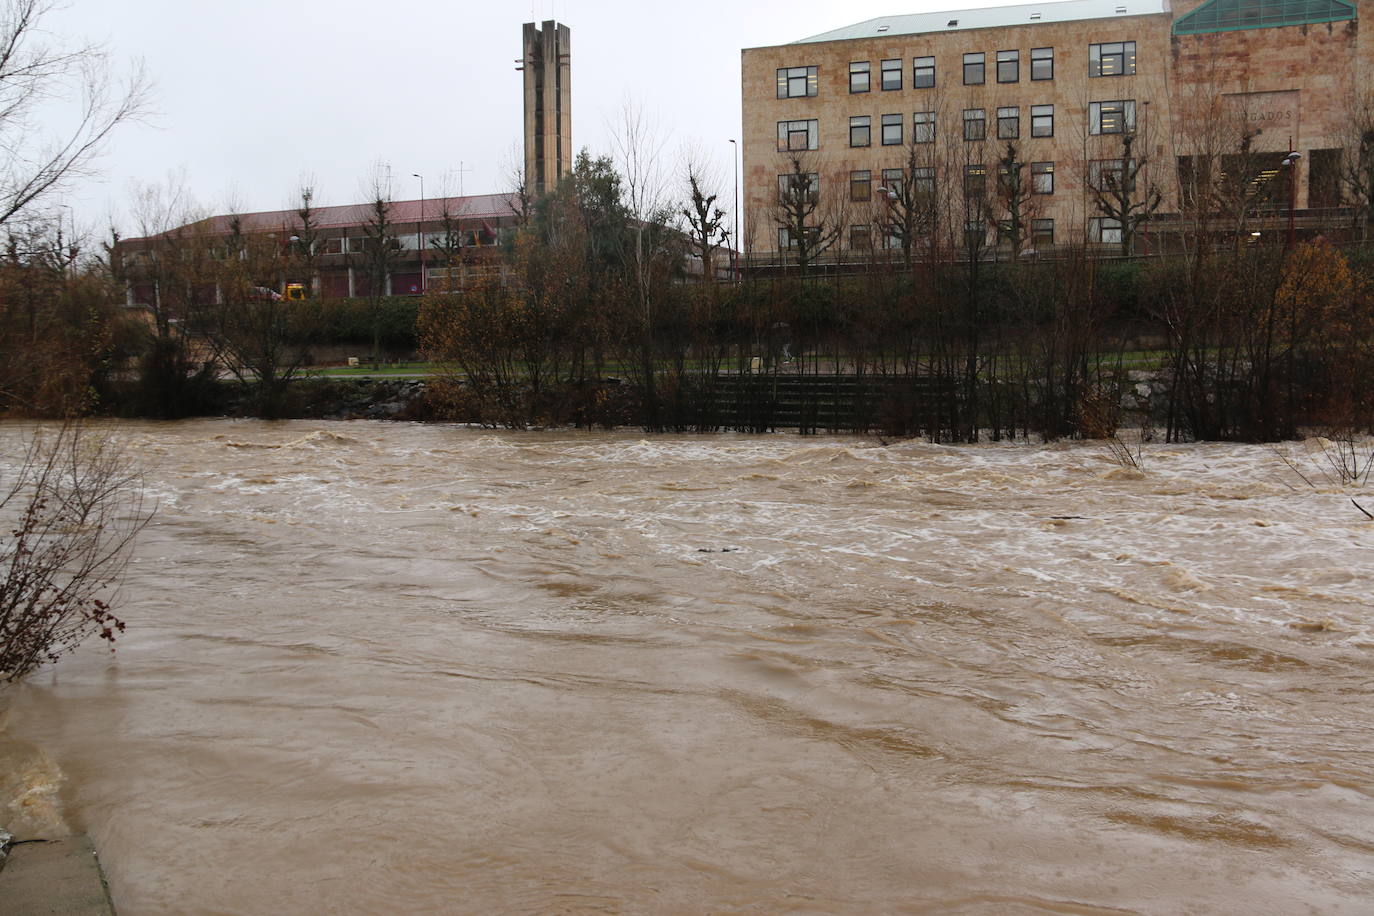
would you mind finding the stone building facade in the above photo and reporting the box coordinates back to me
[740,0,1367,263]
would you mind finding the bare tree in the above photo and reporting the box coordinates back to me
[773,153,841,275]
[681,153,727,281]
[1,423,151,681]
[0,0,149,227]
[610,101,679,429]
[290,181,324,296]
[117,173,227,416]
[995,142,1039,262]
[502,143,532,228]
[424,172,468,292]
[1339,89,1374,240]
[199,211,318,417]
[878,123,944,269]
[1085,131,1163,257]
[357,164,400,360]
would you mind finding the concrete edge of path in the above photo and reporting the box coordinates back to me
[0,835,116,915]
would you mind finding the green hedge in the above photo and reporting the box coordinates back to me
[304,296,420,349]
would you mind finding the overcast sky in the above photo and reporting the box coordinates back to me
[49,0,1014,230]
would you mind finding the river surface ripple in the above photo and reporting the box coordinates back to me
[1,420,1372,914]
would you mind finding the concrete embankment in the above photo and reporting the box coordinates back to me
[1,722,115,914]
[0,836,115,915]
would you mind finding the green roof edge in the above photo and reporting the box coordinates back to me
[1172,0,1356,36]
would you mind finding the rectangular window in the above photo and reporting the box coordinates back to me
[963,108,986,141]
[323,237,344,254]
[850,224,872,250]
[850,170,872,202]
[777,119,819,151]
[1089,100,1135,135]
[913,56,935,88]
[779,227,795,250]
[1031,161,1054,194]
[1090,158,1137,192]
[1032,218,1055,248]
[913,111,935,143]
[997,49,1019,83]
[997,106,1020,140]
[913,166,935,201]
[964,164,987,198]
[881,113,903,146]
[963,52,985,85]
[1089,42,1136,77]
[1091,217,1123,244]
[1031,47,1053,80]
[964,219,986,248]
[881,58,902,91]
[850,115,871,147]
[776,66,819,98]
[881,168,904,199]
[882,223,902,250]
[849,61,870,93]
[1031,104,1054,138]
[777,172,819,204]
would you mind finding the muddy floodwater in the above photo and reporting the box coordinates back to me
[1,419,1372,914]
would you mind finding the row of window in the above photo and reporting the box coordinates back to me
[839,163,1057,202]
[780,99,1135,152]
[826,219,1063,252]
[310,232,485,255]
[778,43,1137,98]
[780,217,1129,253]
[782,158,1139,206]
[847,106,1056,146]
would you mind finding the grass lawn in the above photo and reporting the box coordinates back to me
[310,361,434,378]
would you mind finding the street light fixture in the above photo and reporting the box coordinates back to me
[59,204,77,278]
[1281,152,1301,250]
[728,139,739,280]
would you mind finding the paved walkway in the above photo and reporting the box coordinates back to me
[0,836,115,915]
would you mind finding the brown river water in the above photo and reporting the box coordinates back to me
[1,419,1372,914]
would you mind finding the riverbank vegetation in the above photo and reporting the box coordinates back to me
[0,425,150,682]
[2,115,1373,441]
[2,162,1372,443]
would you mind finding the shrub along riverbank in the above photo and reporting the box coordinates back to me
[4,199,1373,442]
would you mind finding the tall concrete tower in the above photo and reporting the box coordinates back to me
[521,20,571,198]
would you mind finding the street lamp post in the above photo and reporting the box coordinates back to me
[728,138,739,280]
[59,204,76,278]
[876,185,899,261]
[1282,151,1301,250]
[412,173,425,293]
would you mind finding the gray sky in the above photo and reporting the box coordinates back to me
[50,0,1012,229]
